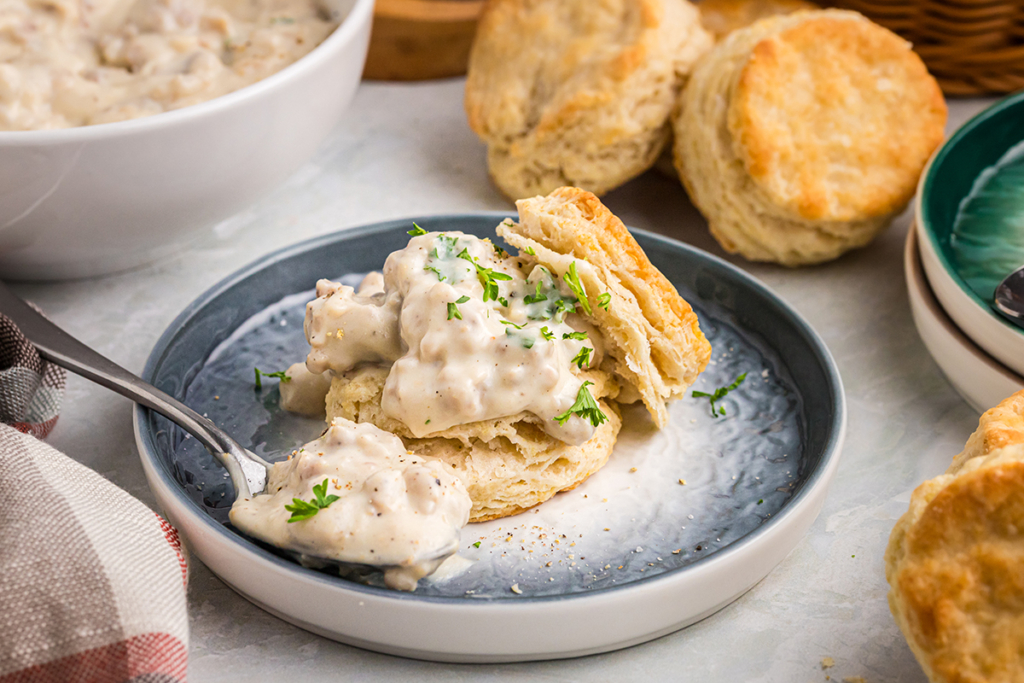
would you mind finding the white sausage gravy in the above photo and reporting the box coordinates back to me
[304,229,604,445]
[237,229,608,589]
[230,417,471,591]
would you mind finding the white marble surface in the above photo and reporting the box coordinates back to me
[11,83,995,682]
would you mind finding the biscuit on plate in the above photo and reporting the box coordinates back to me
[673,9,947,266]
[499,186,711,427]
[465,0,712,200]
[326,187,710,522]
[886,390,1024,683]
[698,0,818,40]
[327,365,622,522]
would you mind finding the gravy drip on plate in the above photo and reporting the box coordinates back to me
[229,417,472,591]
[0,0,338,130]
[304,231,599,445]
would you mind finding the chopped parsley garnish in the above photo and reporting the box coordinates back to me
[447,295,470,321]
[498,296,509,307]
[554,381,607,427]
[407,223,428,236]
[521,336,535,349]
[500,320,525,330]
[692,373,747,417]
[540,326,555,341]
[524,281,547,305]
[563,331,588,340]
[424,265,446,281]
[493,243,508,258]
[597,292,611,310]
[571,346,592,369]
[472,541,482,548]
[285,479,339,523]
[457,248,512,302]
[523,246,536,256]
[254,368,290,390]
[554,298,574,315]
[563,262,591,315]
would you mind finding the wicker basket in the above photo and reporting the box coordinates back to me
[828,0,1024,95]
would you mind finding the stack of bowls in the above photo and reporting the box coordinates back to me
[909,91,1024,413]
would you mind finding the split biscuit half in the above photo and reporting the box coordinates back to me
[328,187,710,522]
[674,9,946,266]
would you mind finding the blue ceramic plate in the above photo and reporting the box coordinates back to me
[134,214,845,661]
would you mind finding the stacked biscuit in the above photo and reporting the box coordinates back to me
[465,0,947,266]
[886,390,1024,683]
[326,187,711,521]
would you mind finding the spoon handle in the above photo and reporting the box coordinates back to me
[0,280,267,498]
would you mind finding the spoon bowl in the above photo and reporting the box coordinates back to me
[0,280,454,577]
[994,264,1024,329]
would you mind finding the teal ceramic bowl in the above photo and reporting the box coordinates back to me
[916,91,1024,379]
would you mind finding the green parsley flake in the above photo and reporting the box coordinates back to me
[407,223,428,236]
[254,367,290,390]
[692,373,747,417]
[498,296,509,307]
[457,248,512,302]
[285,479,339,523]
[597,292,611,310]
[571,346,592,369]
[500,320,525,330]
[563,262,591,315]
[563,331,588,340]
[554,381,608,428]
[472,541,482,548]
[524,280,547,305]
[523,246,536,256]
[540,326,555,341]
[424,265,446,281]
[447,295,470,321]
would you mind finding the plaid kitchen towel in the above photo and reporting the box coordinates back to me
[0,314,189,683]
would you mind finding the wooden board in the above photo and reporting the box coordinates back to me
[363,0,485,81]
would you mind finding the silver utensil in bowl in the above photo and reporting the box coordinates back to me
[994,264,1024,329]
[0,280,457,575]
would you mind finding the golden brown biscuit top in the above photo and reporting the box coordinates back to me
[953,389,1024,472]
[465,0,666,142]
[698,0,817,40]
[728,12,947,222]
[890,446,1024,683]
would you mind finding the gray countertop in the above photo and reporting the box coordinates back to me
[12,82,993,682]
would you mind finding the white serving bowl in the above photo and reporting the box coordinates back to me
[0,0,374,281]
[906,226,1024,413]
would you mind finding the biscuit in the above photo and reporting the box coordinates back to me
[673,10,946,266]
[886,390,1024,683]
[326,366,621,522]
[465,0,712,200]
[500,186,711,427]
[325,188,709,521]
[698,0,818,40]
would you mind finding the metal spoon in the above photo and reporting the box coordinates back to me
[994,265,1024,330]
[0,280,457,576]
